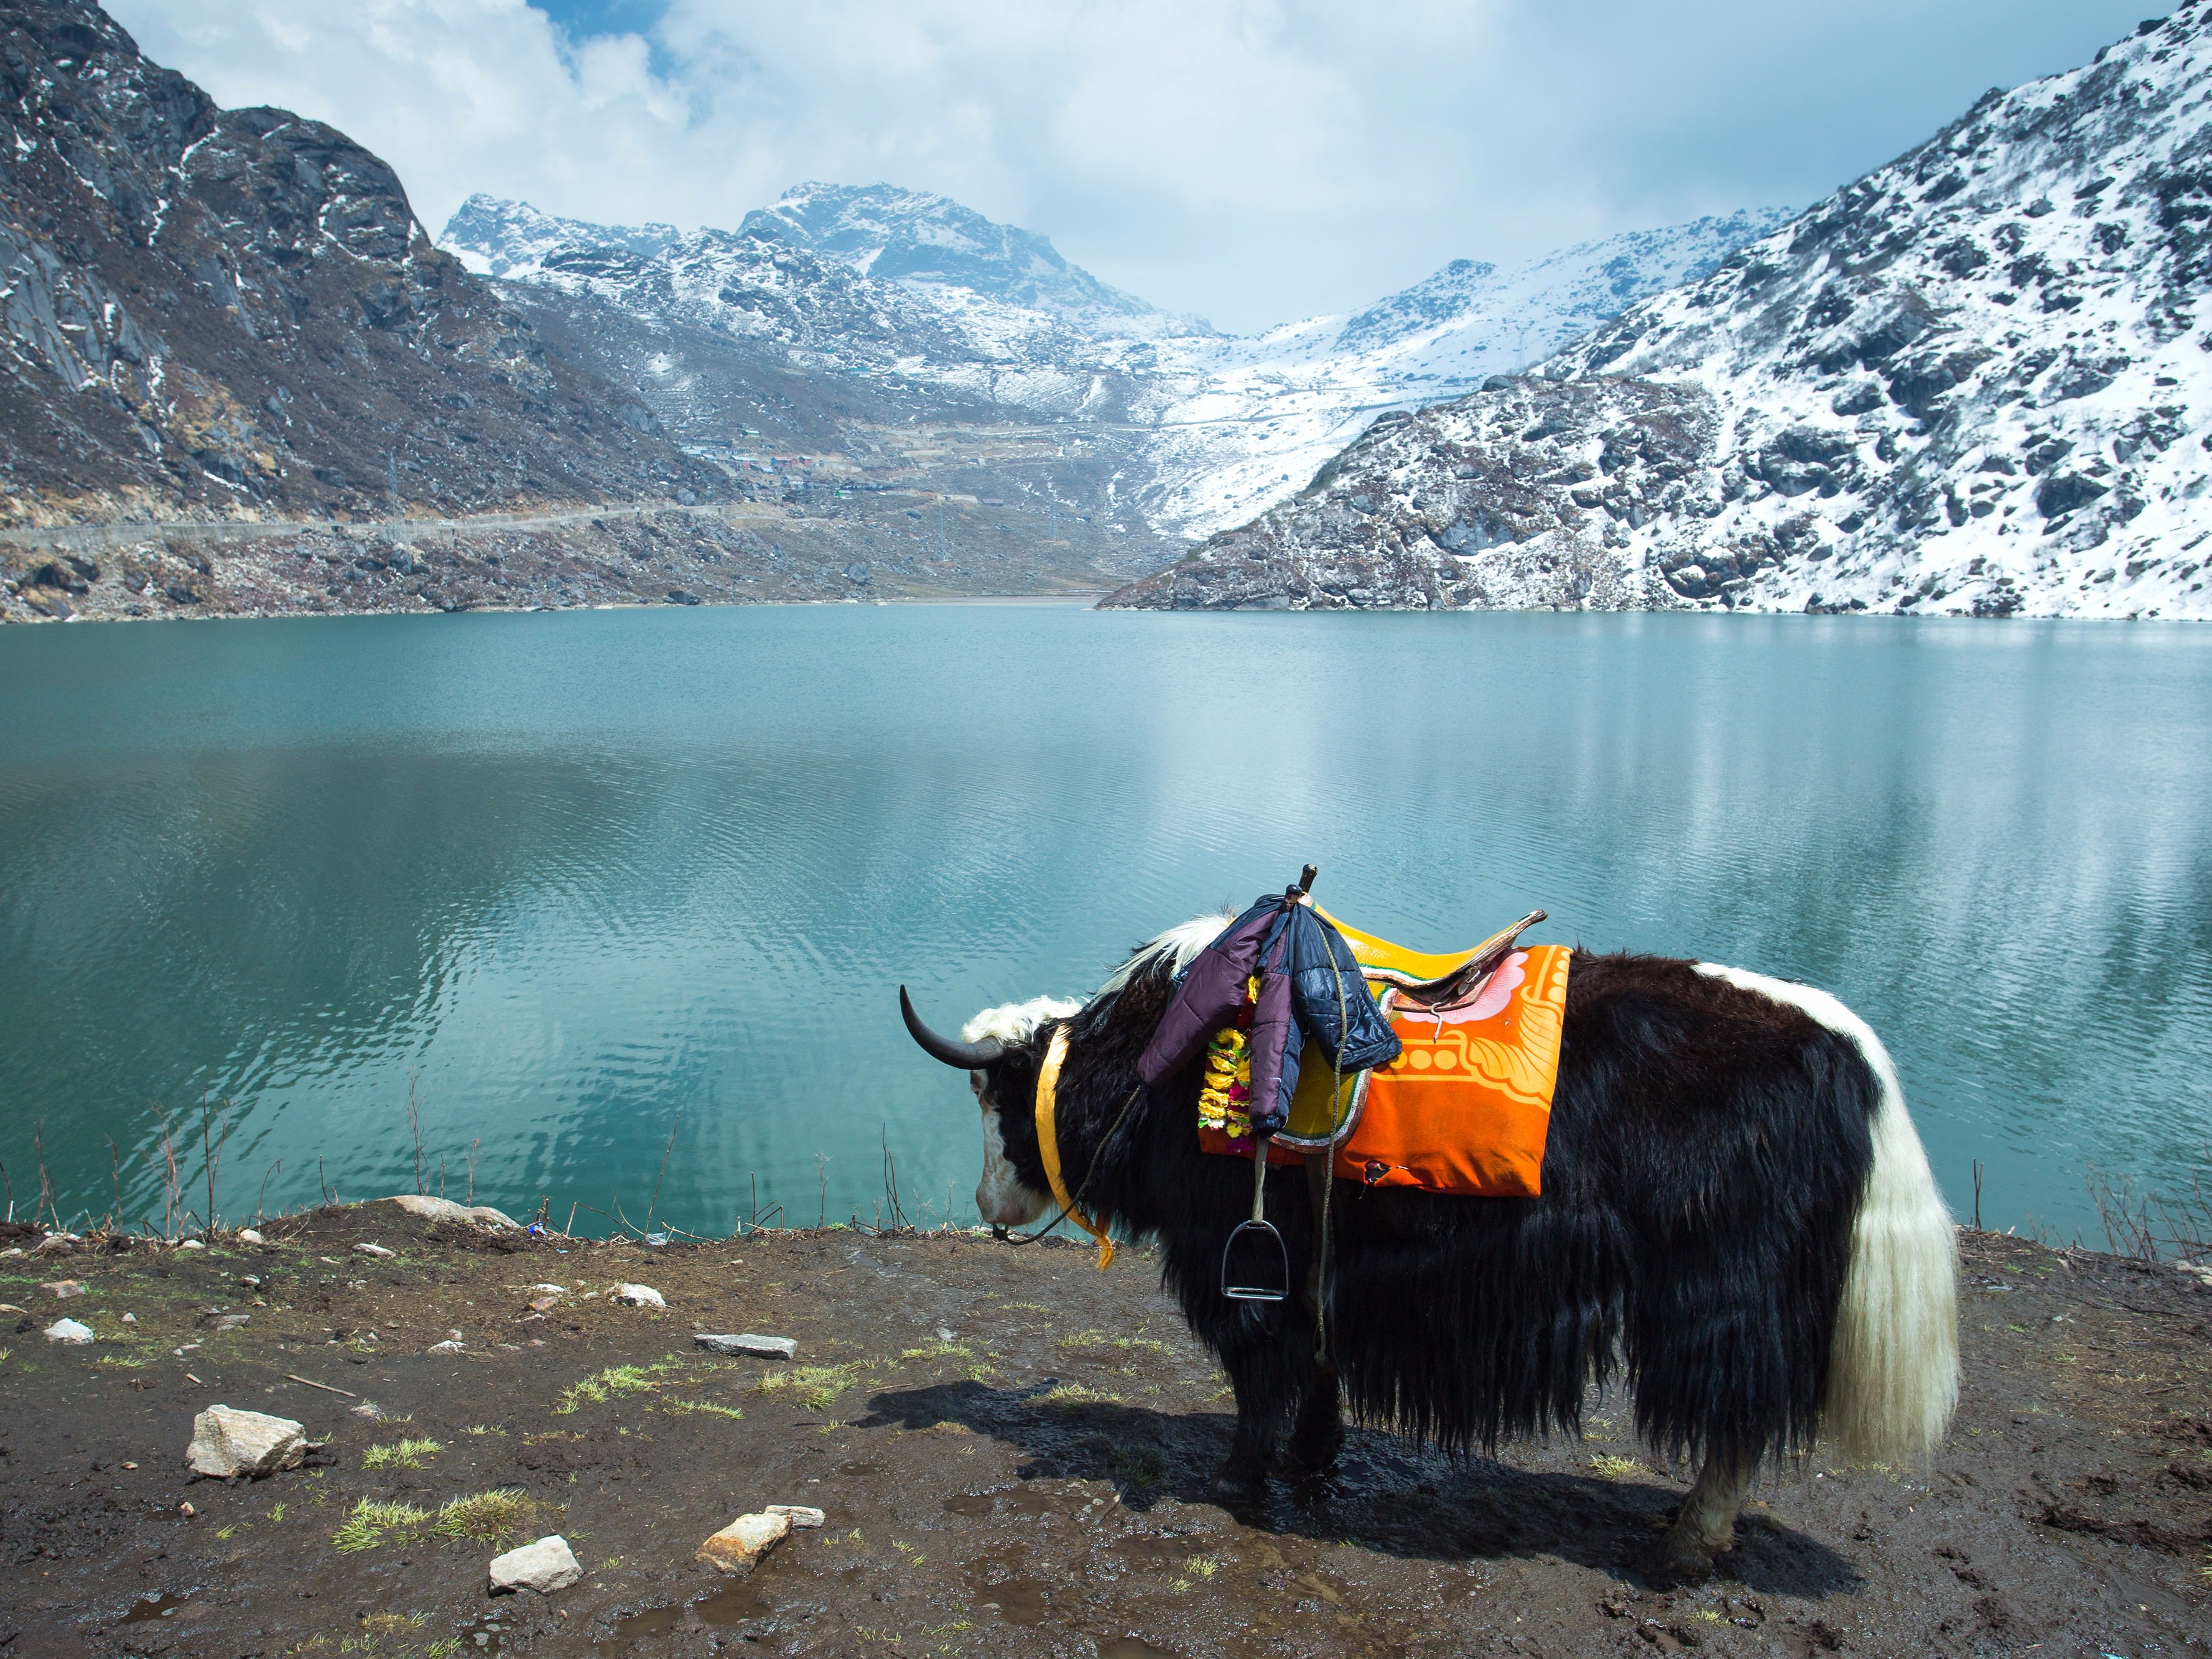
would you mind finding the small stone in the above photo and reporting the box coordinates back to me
[529,1283,567,1296]
[611,1284,665,1308]
[0,1303,22,1314]
[695,1511,790,1575]
[177,1239,204,1252]
[185,1405,308,1477]
[236,1229,267,1246]
[121,1312,137,1324]
[384,1194,520,1229]
[765,1504,825,1528]
[179,1501,195,1518]
[44,1317,95,1344]
[934,1326,956,1342]
[488,1534,582,1594]
[427,1338,464,1354]
[694,1333,794,1359]
[350,1400,385,1420]
[34,1233,78,1254]
[41,1280,85,1299]
[121,1461,138,1470]
[354,1242,396,1259]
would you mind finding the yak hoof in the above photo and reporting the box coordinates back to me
[1209,1455,1270,1503]
[1280,1423,1344,1477]
[1647,1531,1721,1587]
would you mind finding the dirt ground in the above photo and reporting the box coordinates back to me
[1,1206,2207,1659]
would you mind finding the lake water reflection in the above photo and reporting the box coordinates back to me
[1,604,2206,1242]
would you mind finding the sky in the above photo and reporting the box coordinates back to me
[109,0,2155,335]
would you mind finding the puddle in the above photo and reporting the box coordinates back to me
[458,1612,509,1652]
[1004,1485,1084,1517]
[596,1581,768,1649]
[965,1544,1049,1627]
[119,1591,192,1624]
[1099,1640,1181,1659]
[1110,1534,1197,1573]
[942,1492,995,1517]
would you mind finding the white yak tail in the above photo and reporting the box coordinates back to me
[1697,964,1959,1464]
[1821,1038,1960,1463]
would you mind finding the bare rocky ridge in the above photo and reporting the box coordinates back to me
[1107,7,2212,619]
[0,0,725,531]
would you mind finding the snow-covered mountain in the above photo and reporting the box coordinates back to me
[1108,7,2212,619]
[440,194,1786,542]
[737,183,1199,339]
[1138,211,1794,537]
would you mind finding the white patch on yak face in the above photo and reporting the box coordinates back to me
[960,996,1076,1230]
[975,1074,1049,1228]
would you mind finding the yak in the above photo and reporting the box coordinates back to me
[900,913,1959,1581]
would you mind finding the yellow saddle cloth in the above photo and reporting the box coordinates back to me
[1194,909,1569,1198]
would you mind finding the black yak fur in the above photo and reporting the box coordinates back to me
[970,947,1886,1494]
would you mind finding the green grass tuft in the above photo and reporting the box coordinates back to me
[555,1358,682,1414]
[753,1361,868,1412]
[658,1398,745,1420]
[360,1437,442,1470]
[330,1499,429,1553]
[432,1488,535,1545]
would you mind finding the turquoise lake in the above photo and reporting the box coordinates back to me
[1,604,2208,1243]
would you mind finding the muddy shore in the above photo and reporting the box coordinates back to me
[2,1206,2207,1658]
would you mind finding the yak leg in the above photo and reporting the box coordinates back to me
[1282,1357,1342,1475]
[1211,1329,1292,1500]
[1281,1154,1344,1475]
[1653,1447,1758,1583]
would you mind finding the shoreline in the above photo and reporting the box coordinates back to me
[2,1205,2206,1656]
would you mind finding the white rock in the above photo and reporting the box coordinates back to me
[34,1233,78,1254]
[350,1400,385,1420]
[529,1283,567,1296]
[427,1338,465,1354]
[236,1229,267,1246]
[694,1332,796,1359]
[44,1317,95,1344]
[612,1283,665,1308]
[2177,1261,2212,1290]
[694,1510,790,1574]
[765,1504,825,1528]
[383,1194,520,1229]
[40,1280,85,1298]
[177,1239,203,1251]
[121,1312,137,1324]
[488,1534,582,1594]
[185,1405,307,1477]
[353,1242,396,1259]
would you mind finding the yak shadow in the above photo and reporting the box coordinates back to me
[857,1380,1858,1599]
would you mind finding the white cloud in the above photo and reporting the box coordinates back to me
[109,0,2154,332]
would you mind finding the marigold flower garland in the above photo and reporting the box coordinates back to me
[1196,975,1260,1140]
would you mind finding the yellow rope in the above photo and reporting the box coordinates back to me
[1036,1027,1115,1271]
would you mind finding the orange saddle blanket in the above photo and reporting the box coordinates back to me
[1195,914,1570,1198]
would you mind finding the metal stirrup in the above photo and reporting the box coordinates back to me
[1222,1135,1290,1302]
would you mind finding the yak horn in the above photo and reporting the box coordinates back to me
[899,985,1005,1070]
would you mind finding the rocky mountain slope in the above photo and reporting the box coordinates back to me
[0,0,724,532]
[1137,211,1793,539]
[1107,8,2212,619]
[442,193,1785,551]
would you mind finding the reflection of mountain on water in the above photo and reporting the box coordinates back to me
[0,608,2207,1238]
